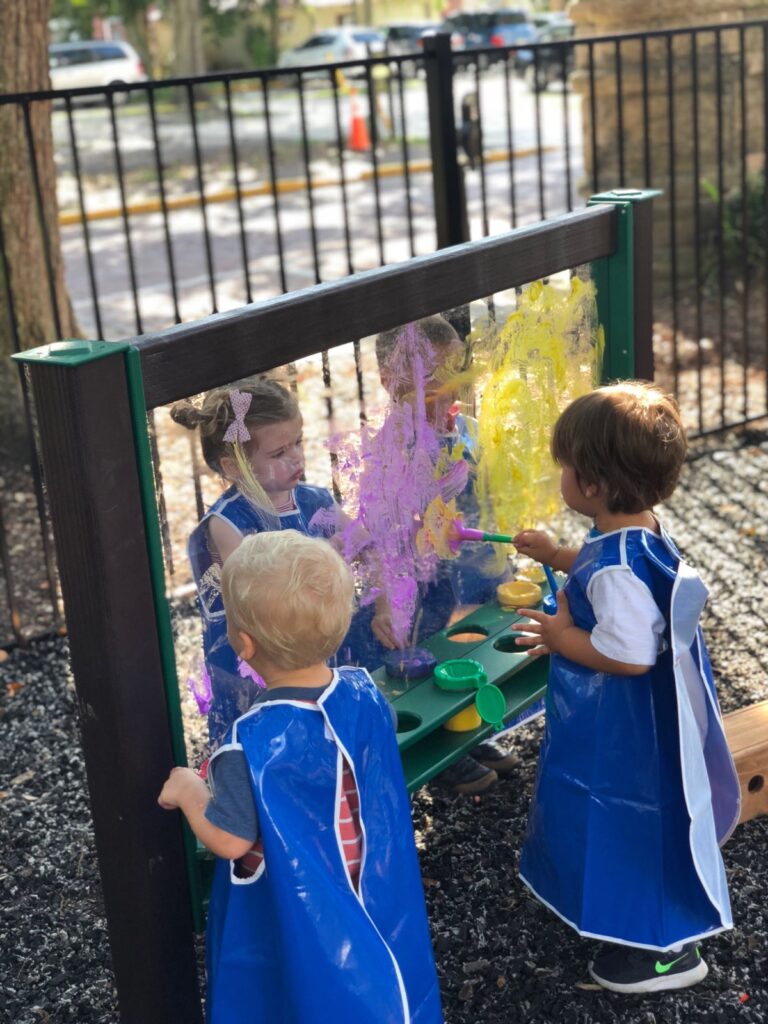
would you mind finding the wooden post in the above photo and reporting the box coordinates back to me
[14,341,202,1024]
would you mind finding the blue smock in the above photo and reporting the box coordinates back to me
[206,667,444,1024]
[188,483,335,746]
[519,526,741,951]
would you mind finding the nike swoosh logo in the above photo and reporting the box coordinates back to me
[654,954,687,974]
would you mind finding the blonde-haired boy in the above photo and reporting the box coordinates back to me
[159,530,443,1024]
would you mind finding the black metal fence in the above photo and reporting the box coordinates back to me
[2,19,768,644]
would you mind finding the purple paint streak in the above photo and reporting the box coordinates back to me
[187,661,213,715]
[316,322,467,647]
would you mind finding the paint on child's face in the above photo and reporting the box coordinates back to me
[247,416,305,494]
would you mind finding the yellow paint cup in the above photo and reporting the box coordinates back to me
[497,580,542,609]
[443,705,483,732]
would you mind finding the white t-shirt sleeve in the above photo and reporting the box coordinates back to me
[586,567,666,666]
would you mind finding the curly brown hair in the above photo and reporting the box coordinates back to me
[551,381,687,513]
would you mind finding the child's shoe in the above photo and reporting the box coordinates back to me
[471,738,517,774]
[438,755,498,795]
[588,942,708,993]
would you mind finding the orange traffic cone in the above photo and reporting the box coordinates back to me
[347,88,371,153]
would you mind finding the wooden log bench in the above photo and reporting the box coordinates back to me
[723,700,768,824]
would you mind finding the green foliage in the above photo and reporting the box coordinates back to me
[701,173,767,289]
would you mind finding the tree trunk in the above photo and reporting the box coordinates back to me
[0,0,79,453]
[0,0,78,358]
[169,0,207,78]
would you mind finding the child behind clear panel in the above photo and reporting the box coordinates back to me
[171,378,338,748]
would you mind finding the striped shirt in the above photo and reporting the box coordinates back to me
[204,686,364,889]
[237,757,362,885]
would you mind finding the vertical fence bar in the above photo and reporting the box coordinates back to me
[561,45,573,212]
[21,100,63,340]
[641,36,651,187]
[588,43,599,194]
[330,69,356,273]
[691,31,704,434]
[297,73,322,283]
[666,34,679,398]
[395,65,417,256]
[224,80,253,305]
[364,63,386,265]
[715,29,726,426]
[262,76,288,294]
[738,26,749,419]
[503,55,518,228]
[13,341,202,1024]
[473,61,490,236]
[146,88,181,325]
[107,94,143,335]
[614,39,626,186]
[0,217,62,628]
[424,33,468,248]
[0,222,25,641]
[0,494,22,643]
[532,47,546,219]
[65,98,104,339]
[186,83,218,313]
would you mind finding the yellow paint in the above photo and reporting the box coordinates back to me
[475,277,602,536]
[497,580,542,609]
[416,496,460,560]
[443,704,483,732]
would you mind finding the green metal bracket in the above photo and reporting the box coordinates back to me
[588,189,661,383]
[12,339,128,366]
[122,347,206,933]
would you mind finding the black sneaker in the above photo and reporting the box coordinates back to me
[471,738,517,775]
[588,942,708,994]
[438,756,498,795]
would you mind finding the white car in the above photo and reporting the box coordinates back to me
[278,27,386,72]
[48,40,147,95]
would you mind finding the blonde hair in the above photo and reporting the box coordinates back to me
[552,380,687,513]
[170,377,300,511]
[221,530,354,670]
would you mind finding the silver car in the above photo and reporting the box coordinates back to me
[278,27,386,73]
[49,40,147,95]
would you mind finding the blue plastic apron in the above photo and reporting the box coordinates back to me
[519,526,740,950]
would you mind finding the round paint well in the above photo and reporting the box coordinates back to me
[396,710,422,733]
[446,624,489,644]
[493,632,524,653]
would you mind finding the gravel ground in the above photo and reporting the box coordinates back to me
[2,428,768,1024]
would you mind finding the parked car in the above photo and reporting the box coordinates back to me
[445,9,537,67]
[278,27,386,74]
[383,22,464,75]
[48,40,147,97]
[524,16,575,91]
[384,22,442,55]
